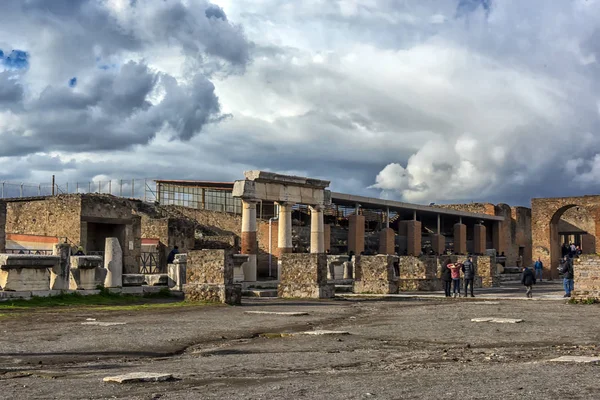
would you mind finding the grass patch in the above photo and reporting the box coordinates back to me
[568,297,600,305]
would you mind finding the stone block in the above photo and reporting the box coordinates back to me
[0,291,32,300]
[326,255,349,280]
[398,256,438,280]
[69,256,106,290]
[183,283,242,305]
[168,254,187,291]
[121,286,144,295]
[104,237,123,288]
[399,279,442,292]
[31,290,63,298]
[143,274,169,286]
[122,274,146,287]
[354,255,398,294]
[0,255,59,291]
[232,254,249,283]
[51,243,71,290]
[278,253,334,299]
[187,249,233,285]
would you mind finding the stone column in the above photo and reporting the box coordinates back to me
[473,224,486,255]
[277,202,294,254]
[379,228,395,255]
[51,243,71,290]
[454,223,467,254]
[168,253,187,291]
[348,214,365,254]
[104,237,123,288]
[241,199,258,281]
[310,205,325,253]
[406,220,422,256]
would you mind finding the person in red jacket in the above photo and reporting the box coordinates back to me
[448,262,462,298]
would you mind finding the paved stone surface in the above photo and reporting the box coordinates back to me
[244,311,309,316]
[549,356,600,363]
[103,372,173,383]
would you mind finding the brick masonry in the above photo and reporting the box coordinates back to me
[0,201,5,252]
[278,253,334,299]
[573,255,600,300]
[348,215,365,254]
[354,255,398,294]
[378,228,395,255]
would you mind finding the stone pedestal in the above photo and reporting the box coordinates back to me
[354,255,398,294]
[348,215,365,254]
[0,255,58,291]
[310,205,325,253]
[430,234,445,255]
[232,254,249,283]
[406,221,422,256]
[51,243,71,290]
[185,250,239,304]
[278,253,334,299]
[69,256,106,290]
[104,237,123,288]
[168,254,187,291]
[454,223,467,255]
[379,228,395,255]
[474,224,486,255]
[477,255,498,287]
[326,255,349,280]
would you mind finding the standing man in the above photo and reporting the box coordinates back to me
[462,255,475,298]
[533,257,543,282]
[521,265,536,298]
[561,256,574,298]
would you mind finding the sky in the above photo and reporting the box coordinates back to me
[1,0,600,206]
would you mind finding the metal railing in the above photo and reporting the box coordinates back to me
[5,249,53,255]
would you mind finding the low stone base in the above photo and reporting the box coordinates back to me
[354,280,398,295]
[399,277,482,292]
[183,283,241,305]
[0,267,51,291]
[277,283,335,299]
[70,267,107,290]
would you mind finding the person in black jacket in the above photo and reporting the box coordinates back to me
[462,255,475,297]
[440,258,452,297]
[521,266,536,298]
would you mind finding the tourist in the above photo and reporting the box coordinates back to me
[167,245,179,264]
[570,243,577,257]
[561,243,569,258]
[448,261,462,298]
[74,246,85,256]
[462,255,475,298]
[440,259,452,297]
[534,257,543,282]
[521,265,536,298]
[560,256,574,298]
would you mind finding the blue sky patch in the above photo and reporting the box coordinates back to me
[0,49,30,69]
[456,0,492,18]
[69,77,77,87]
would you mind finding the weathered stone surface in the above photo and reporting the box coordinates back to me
[69,256,106,290]
[103,372,174,383]
[232,254,249,283]
[398,279,442,292]
[379,228,395,255]
[354,255,398,294]
[326,255,349,280]
[187,249,233,285]
[398,256,438,280]
[143,274,168,286]
[573,256,600,300]
[549,356,600,363]
[51,243,71,290]
[348,215,365,255]
[122,274,145,287]
[183,283,241,305]
[476,255,499,288]
[471,317,523,323]
[168,254,187,291]
[278,253,334,299]
[104,237,123,288]
[0,255,58,291]
[299,330,350,336]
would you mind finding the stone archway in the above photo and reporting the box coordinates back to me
[532,196,600,279]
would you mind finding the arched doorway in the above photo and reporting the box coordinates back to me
[549,205,596,277]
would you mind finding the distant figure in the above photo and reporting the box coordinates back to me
[559,256,574,298]
[534,258,543,282]
[561,243,569,258]
[167,246,179,264]
[462,255,475,298]
[74,246,85,256]
[449,262,462,298]
[440,259,452,298]
[325,249,331,255]
[521,266,536,298]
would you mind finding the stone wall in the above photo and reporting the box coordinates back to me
[0,201,6,252]
[187,249,234,285]
[437,203,496,216]
[278,253,334,299]
[354,255,398,294]
[399,256,438,279]
[573,255,600,300]
[475,255,498,288]
[196,236,237,250]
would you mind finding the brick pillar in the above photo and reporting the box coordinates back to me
[492,221,503,254]
[431,234,445,255]
[406,220,422,256]
[0,201,5,253]
[454,223,467,255]
[324,224,331,253]
[348,215,365,254]
[474,224,486,254]
[379,228,395,255]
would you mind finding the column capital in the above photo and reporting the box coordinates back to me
[241,197,260,204]
[309,204,324,212]
[276,201,295,207]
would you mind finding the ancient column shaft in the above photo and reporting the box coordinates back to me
[241,199,258,282]
[277,202,294,253]
[310,205,325,253]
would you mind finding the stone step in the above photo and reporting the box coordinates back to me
[500,273,522,281]
[242,289,278,298]
[242,281,279,290]
[335,284,354,293]
[503,267,522,274]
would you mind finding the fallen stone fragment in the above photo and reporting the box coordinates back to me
[549,356,600,363]
[85,318,96,321]
[259,330,350,338]
[299,330,350,336]
[471,318,523,324]
[244,311,309,316]
[103,372,174,383]
[81,322,126,326]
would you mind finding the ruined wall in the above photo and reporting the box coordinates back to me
[124,215,142,274]
[354,255,398,294]
[81,195,132,220]
[437,203,496,216]
[278,253,334,299]
[559,206,595,234]
[140,216,169,244]
[196,236,237,249]
[573,255,600,300]
[5,196,83,243]
[186,249,234,285]
[512,206,533,267]
[0,201,6,252]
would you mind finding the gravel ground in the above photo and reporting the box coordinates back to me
[1,296,600,399]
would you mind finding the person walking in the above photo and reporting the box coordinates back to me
[440,258,452,297]
[448,261,462,298]
[560,256,574,298]
[521,265,536,298]
[533,257,543,282]
[462,255,475,298]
